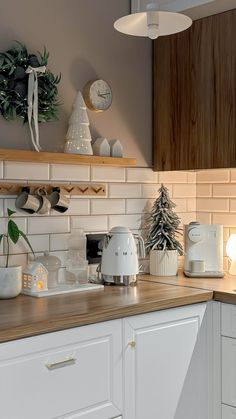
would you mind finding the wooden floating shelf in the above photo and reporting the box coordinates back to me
[0,148,136,167]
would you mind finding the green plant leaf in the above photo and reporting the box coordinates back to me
[19,230,35,256]
[7,208,16,217]
[0,234,4,245]
[8,220,20,244]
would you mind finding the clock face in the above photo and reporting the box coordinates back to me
[84,79,112,112]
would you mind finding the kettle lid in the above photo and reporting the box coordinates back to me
[109,226,131,234]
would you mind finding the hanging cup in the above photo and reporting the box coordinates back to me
[48,188,70,213]
[15,187,41,214]
[36,187,51,215]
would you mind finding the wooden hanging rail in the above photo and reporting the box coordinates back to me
[0,183,107,197]
[0,148,136,167]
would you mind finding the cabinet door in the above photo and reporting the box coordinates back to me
[123,303,208,419]
[153,9,236,171]
[222,336,236,408]
[222,405,236,419]
[0,320,122,419]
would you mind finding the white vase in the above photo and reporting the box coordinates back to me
[0,266,22,298]
[150,250,178,276]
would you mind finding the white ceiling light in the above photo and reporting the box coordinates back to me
[114,2,192,40]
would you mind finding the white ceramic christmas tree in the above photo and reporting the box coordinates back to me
[64,91,93,155]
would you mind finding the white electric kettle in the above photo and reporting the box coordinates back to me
[101,226,145,285]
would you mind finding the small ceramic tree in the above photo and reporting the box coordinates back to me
[146,184,183,276]
[64,91,93,155]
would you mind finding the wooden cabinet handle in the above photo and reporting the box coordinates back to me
[128,341,136,348]
[45,356,77,370]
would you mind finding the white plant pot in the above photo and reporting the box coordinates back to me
[0,266,22,299]
[150,250,178,276]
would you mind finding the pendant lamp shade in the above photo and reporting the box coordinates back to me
[114,4,192,40]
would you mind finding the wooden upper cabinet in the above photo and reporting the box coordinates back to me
[153,9,236,171]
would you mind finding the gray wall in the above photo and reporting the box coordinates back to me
[0,0,152,167]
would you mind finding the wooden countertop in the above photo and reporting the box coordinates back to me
[0,280,212,343]
[140,272,236,304]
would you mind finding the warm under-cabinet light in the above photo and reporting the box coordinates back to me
[226,234,236,275]
[114,2,192,40]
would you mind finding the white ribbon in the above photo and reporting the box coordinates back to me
[26,65,46,152]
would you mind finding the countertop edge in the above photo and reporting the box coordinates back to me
[0,289,213,343]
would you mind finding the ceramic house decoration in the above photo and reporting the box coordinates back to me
[93,138,110,156]
[64,91,93,155]
[109,139,123,157]
[22,262,48,295]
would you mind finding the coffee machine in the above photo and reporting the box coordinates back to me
[184,222,224,278]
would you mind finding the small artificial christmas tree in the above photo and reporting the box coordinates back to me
[64,91,93,155]
[146,184,183,255]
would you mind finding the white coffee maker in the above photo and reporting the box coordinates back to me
[101,226,145,285]
[184,222,224,278]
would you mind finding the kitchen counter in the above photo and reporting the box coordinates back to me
[141,272,236,304]
[0,280,212,343]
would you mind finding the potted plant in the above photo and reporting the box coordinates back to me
[0,209,34,298]
[146,184,183,276]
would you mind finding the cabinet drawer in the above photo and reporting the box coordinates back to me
[222,404,236,418]
[222,336,236,408]
[222,304,236,338]
[0,320,122,419]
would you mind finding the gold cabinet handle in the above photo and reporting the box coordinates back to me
[128,341,136,348]
[45,356,77,370]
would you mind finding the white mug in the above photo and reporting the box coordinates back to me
[49,189,70,213]
[36,188,51,215]
[15,190,41,214]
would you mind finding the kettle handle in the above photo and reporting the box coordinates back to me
[133,234,146,258]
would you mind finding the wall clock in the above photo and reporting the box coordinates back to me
[83,79,113,112]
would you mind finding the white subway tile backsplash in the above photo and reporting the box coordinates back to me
[109,214,142,230]
[52,199,90,216]
[212,213,236,227]
[196,184,212,197]
[28,216,70,234]
[126,199,153,214]
[173,184,196,198]
[0,254,28,268]
[0,217,27,234]
[50,164,90,181]
[187,199,196,212]
[127,168,157,183]
[230,200,236,212]
[159,171,188,184]
[187,172,196,184]
[172,198,188,213]
[197,169,230,183]
[71,215,108,232]
[50,233,70,251]
[0,162,3,179]
[4,162,49,180]
[142,184,164,198]
[109,183,142,198]
[179,212,196,225]
[213,184,236,197]
[197,198,229,212]
[3,234,49,255]
[91,199,125,215]
[91,166,125,182]
[197,212,212,224]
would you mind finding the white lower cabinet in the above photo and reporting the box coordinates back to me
[0,303,209,419]
[222,336,236,408]
[222,405,236,418]
[0,320,123,419]
[123,303,208,419]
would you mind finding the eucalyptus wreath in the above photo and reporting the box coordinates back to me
[0,42,61,123]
